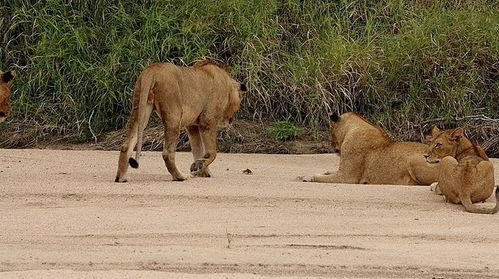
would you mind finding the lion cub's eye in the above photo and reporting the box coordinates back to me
[435,143,442,149]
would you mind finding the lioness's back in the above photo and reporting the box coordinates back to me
[142,62,228,94]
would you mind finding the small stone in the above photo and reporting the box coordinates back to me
[242,168,253,175]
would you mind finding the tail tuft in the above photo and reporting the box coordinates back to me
[129,157,139,168]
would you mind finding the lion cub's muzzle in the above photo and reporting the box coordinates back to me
[424,154,440,164]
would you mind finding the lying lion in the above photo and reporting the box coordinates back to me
[298,112,439,185]
[0,70,16,123]
[425,126,498,214]
[115,60,245,182]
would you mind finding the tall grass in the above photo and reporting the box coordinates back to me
[1,0,498,154]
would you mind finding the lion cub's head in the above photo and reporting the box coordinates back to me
[424,126,464,163]
[0,70,16,123]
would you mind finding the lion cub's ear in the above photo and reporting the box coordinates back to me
[329,113,340,122]
[240,83,247,91]
[450,127,464,141]
[431,125,442,136]
[424,134,433,144]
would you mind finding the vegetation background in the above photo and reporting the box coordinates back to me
[1,0,498,155]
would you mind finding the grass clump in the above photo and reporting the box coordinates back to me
[270,121,302,141]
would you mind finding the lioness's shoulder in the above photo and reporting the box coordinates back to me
[191,60,231,79]
[193,60,229,71]
[340,112,391,138]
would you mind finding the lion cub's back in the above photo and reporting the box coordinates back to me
[462,160,495,203]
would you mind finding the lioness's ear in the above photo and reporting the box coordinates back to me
[431,125,441,136]
[1,70,15,83]
[450,127,464,141]
[330,112,340,122]
[240,83,247,92]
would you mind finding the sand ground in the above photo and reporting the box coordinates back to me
[1,149,498,278]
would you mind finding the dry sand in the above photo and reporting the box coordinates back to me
[1,149,498,278]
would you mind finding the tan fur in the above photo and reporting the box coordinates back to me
[297,112,439,185]
[0,70,16,123]
[115,61,245,182]
[425,126,498,214]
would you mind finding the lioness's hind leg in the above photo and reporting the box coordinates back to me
[116,121,138,182]
[408,154,439,185]
[187,126,211,177]
[115,103,153,182]
[162,120,186,181]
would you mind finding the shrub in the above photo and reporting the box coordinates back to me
[270,121,302,141]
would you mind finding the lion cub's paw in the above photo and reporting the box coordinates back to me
[296,175,313,182]
[430,182,442,195]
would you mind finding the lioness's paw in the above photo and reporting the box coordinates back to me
[192,170,211,178]
[190,160,205,173]
[296,175,313,182]
[115,176,128,183]
[173,174,187,182]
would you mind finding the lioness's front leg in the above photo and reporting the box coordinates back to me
[187,126,211,177]
[190,126,217,176]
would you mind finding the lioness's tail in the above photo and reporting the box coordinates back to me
[129,74,155,169]
[461,187,499,214]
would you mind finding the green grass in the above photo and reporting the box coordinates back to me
[270,121,302,141]
[0,0,498,154]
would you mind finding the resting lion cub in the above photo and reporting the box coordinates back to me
[298,112,439,185]
[115,61,245,182]
[425,126,498,214]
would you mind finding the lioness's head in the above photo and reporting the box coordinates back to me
[424,126,464,164]
[222,81,246,127]
[329,112,342,153]
[0,70,16,123]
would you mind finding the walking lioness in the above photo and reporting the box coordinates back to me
[297,112,439,185]
[115,61,245,182]
[0,70,16,123]
[425,126,498,214]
